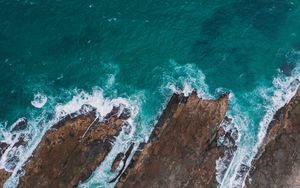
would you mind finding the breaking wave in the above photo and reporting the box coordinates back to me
[219,51,300,188]
[1,60,213,188]
[1,88,140,188]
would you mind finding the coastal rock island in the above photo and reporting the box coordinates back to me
[116,92,229,188]
[246,88,300,187]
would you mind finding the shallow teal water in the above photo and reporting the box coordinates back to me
[1,0,300,187]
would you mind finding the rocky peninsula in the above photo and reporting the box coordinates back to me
[0,105,131,187]
[3,87,300,188]
[116,92,229,188]
[245,88,300,187]
[0,92,231,187]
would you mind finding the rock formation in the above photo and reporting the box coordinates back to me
[0,169,11,188]
[0,141,11,187]
[1,92,231,188]
[116,92,229,188]
[16,106,130,188]
[245,88,300,187]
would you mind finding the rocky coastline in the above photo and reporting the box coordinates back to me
[116,92,229,188]
[0,105,131,187]
[245,88,300,187]
[4,87,300,188]
[0,91,232,187]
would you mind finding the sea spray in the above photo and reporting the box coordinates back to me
[80,61,213,187]
[216,92,244,184]
[164,60,211,99]
[220,52,300,188]
[31,93,48,109]
[2,88,139,188]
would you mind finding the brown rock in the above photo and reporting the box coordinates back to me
[116,92,228,188]
[111,153,125,173]
[246,88,300,187]
[0,142,9,158]
[18,107,129,188]
[0,169,11,187]
[109,143,135,183]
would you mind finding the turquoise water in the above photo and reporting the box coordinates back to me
[1,0,300,187]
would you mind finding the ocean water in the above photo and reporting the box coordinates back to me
[1,0,300,187]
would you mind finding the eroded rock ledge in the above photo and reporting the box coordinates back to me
[1,92,230,188]
[116,92,229,188]
[246,88,300,187]
[19,107,130,188]
[0,105,131,188]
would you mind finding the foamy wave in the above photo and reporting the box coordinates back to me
[220,62,300,188]
[216,93,247,185]
[31,93,47,108]
[79,118,139,188]
[2,88,140,188]
[54,88,134,120]
[164,60,211,98]
[78,95,140,187]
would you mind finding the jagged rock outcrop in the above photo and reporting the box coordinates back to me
[16,106,130,188]
[246,88,300,187]
[0,142,9,158]
[0,134,29,186]
[0,142,12,186]
[0,169,11,188]
[116,92,228,188]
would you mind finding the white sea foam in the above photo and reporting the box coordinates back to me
[164,59,211,98]
[77,91,141,187]
[79,61,214,187]
[2,88,140,188]
[216,94,246,184]
[78,117,139,188]
[220,62,300,188]
[31,93,47,108]
[2,60,214,187]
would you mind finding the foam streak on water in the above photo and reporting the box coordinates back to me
[80,61,212,187]
[220,58,300,188]
[1,61,213,188]
[2,88,139,188]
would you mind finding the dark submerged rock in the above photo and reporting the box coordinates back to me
[280,62,295,76]
[0,142,9,158]
[11,118,28,132]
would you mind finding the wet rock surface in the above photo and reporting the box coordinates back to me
[0,169,12,187]
[116,92,228,188]
[111,153,125,173]
[216,116,239,183]
[0,141,11,187]
[0,142,9,158]
[16,107,129,188]
[0,141,12,186]
[246,88,300,188]
[11,118,28,132]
